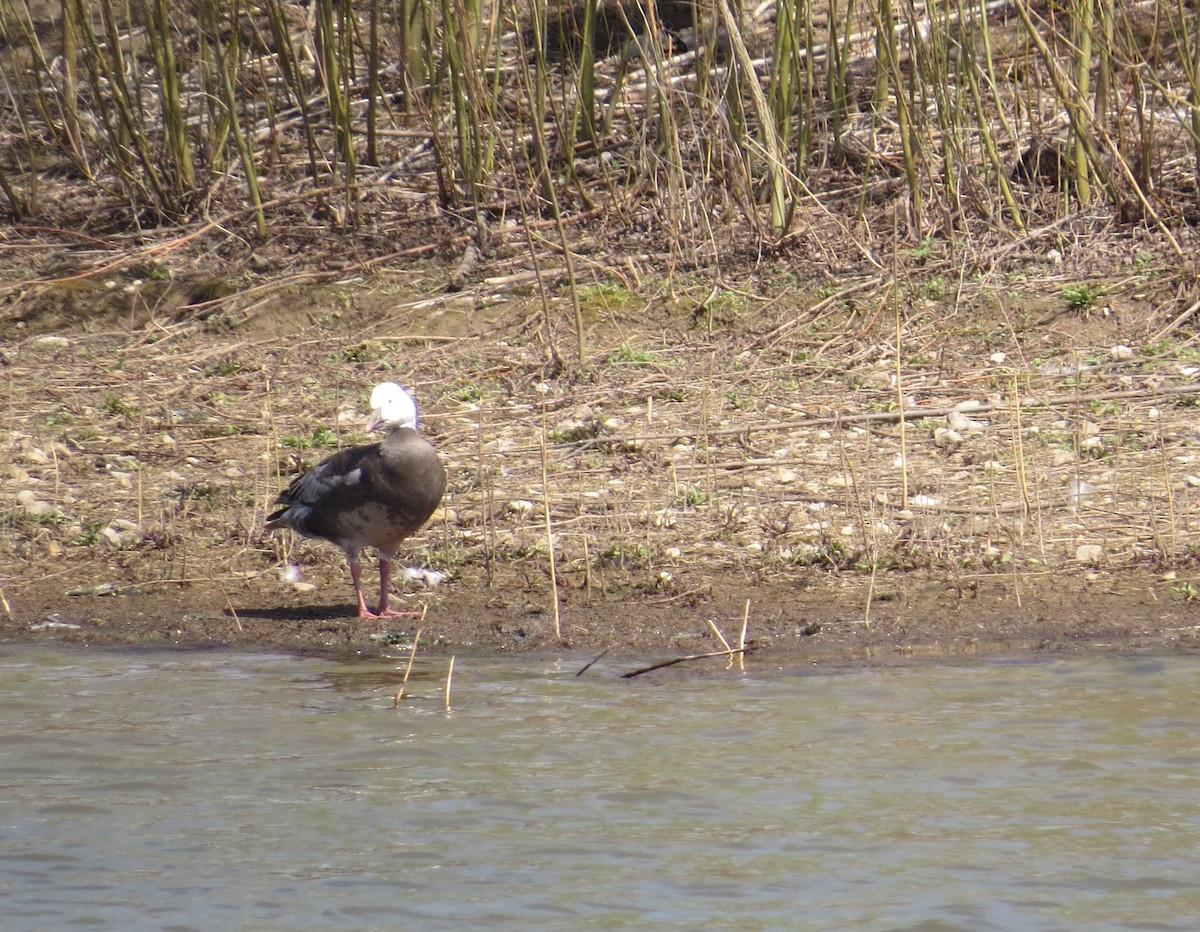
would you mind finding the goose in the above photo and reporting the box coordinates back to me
[266,382,446,619]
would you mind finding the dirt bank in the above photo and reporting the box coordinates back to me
[3,264,1200,667]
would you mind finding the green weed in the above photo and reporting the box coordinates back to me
[1062,282,1106,309]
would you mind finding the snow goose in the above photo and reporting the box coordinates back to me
[266,382,446,619]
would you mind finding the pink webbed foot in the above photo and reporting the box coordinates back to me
[369,559,425,620]
[349,559,426,620]
[355,605,425,620]
[373,607,424,620]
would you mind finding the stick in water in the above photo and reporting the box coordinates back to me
[393,627,422,707]
[575,647,609,676]
[622,647,754,679]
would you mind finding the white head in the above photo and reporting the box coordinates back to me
[366,382,418,433]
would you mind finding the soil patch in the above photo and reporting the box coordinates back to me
[4,266,1200,669]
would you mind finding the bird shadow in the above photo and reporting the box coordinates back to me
[226,603,358,623]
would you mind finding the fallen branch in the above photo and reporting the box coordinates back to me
[575,647,609,676]
[622,646,754,679]
[1150,295,1200,345]
[447,241,480,292]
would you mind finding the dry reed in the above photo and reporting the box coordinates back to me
[394,627,423,706]
[2,0,1198,271]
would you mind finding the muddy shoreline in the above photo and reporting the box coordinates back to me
[5,562,1197,669]
[5,270,1200,670]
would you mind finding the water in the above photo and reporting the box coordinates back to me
[1,646,1198,931]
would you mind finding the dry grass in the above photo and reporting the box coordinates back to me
[3,0,1200,279]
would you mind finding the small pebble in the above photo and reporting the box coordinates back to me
[34,336,70,349]
[933,427,963,448]
[1068,478,1098,504]
[946,410,986,433]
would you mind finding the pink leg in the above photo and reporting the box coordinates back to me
[349,560,376,619]
[375,559,422,619]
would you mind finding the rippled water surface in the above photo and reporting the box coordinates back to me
[2,646,1198,930]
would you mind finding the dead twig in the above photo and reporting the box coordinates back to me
[575,648,609,676]
[222,588,243,632]
[1150,296,1200,345]
[622,647,755,679]
[447,242,480,292]
[393,627,422,706]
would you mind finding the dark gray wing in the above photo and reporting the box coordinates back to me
[265,443,379,539]
[265,428,444,553]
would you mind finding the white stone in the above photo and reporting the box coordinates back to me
[946,410,986,433]
[1068,478,1098,503]
[933,427,963,448]
[17,490,53,517]
[647,510,676,528]
[34,335,69,348]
